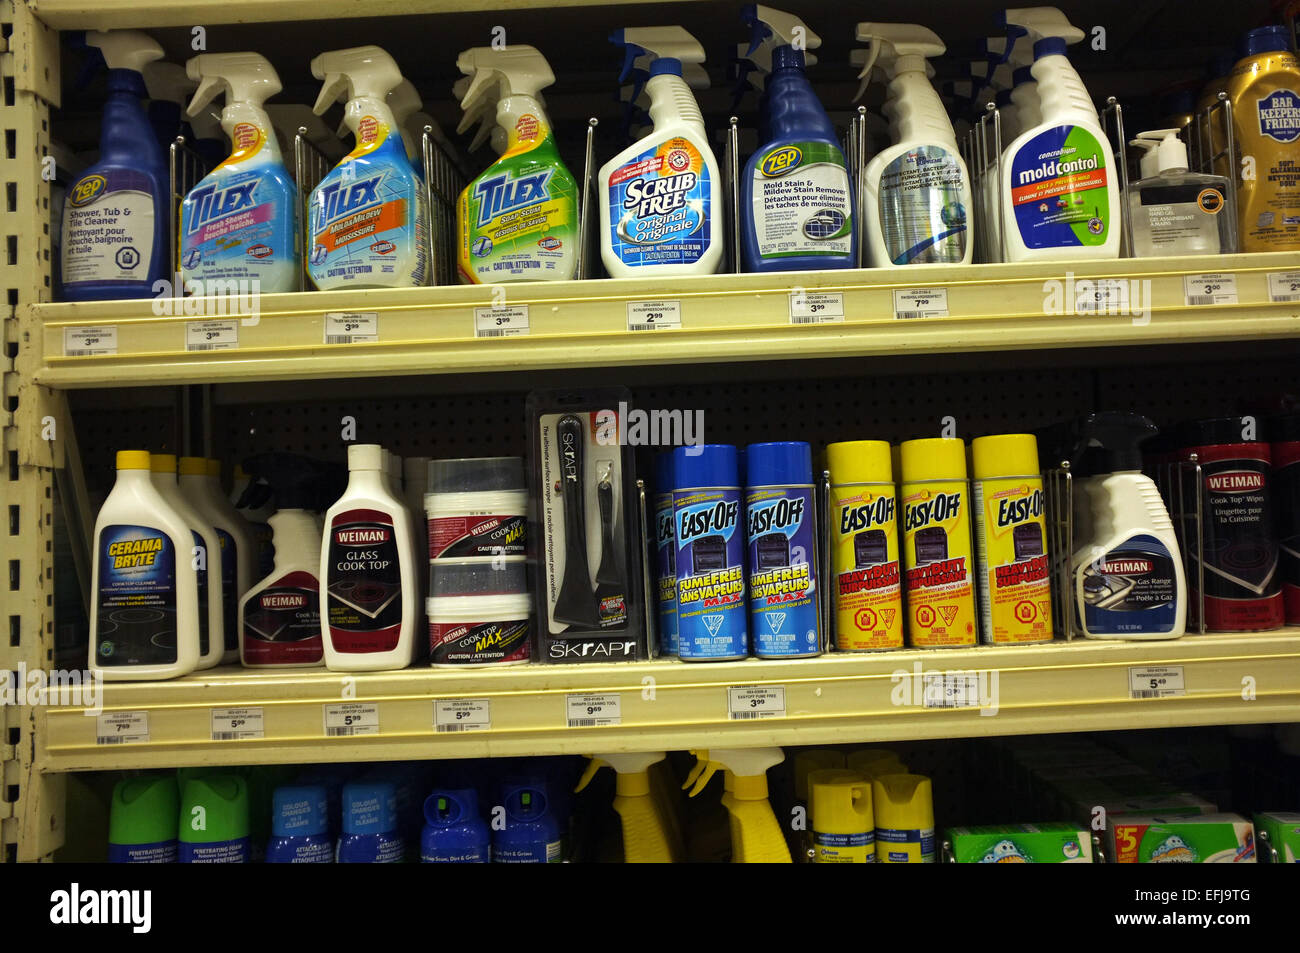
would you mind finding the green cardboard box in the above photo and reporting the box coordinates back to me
[1108,813,1255,863]
[945,823,1094,863]
[1255,812,1300,863]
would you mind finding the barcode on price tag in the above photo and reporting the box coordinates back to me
[63,325,117,357]
[211,706,264,741]
[323,702,379,736]
[728,686,786,719]
[96,711,148,745]
[627,300,682,331]
[1267,271,1300,302]
[893,288,949,320]
[1129,665,1186,699]
[921,672,982,709]
[1183,273,1238,306]
[186,319,239,351]
[434,699,491,732]
[324,312,379,344]
[566,693,622,727]
[1073,278,1130,315]
[474,305,530,337]
[789,291,845,324]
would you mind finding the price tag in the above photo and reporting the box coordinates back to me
[566,693,622,727]
[1072,278,1129,315]
[210,706,265,741]
[185,319,239,351]
[324,311,379,344]
[474,305,530,337]
[63,325,118,357]
[1129,665,1186,699]
[1183,273,1238,306]
[627,300,682,332]
[893,288,950,320]
[323,702,379,736]
[921,672,983,709]
[727,686,786,720]
[95,711,148,745]
[1267,271,1300,302]
[789,291,845,324]
[434,698,491,732]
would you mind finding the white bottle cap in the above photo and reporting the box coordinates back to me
[348,443,384,471]
[1131,128,1187,176]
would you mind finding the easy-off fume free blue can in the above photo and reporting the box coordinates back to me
[746,442,820,658]
[673,445,747,660]
[653,453,679,656]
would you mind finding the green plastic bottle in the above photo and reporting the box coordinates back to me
[179,774,251,863]
[109,775,180,863]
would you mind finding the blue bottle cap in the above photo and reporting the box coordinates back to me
[1012,66,1034,86]
[341,782,397,835]
[424,788,479,826]
[1033,37,1068,59]
[1242,25,1290,58]
[654,452,675,492]
[745,442,812,488]
[673,444,739,489]
[272,785,328,838]
[650,58,683,78]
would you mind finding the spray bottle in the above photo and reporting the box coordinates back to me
[181,52,301,293]
[237,453,326,668]
[493,778,562,862]
[109,775,179,862]
[599,27,723,277]
[873,773,935,863]
[61,31,168,301]
[421,788,490,862]
[739,6,854,271]
[575,752,682,862]
[688,748,792,863]
[857,23,973,267]
[998,7,1120,260]
[307,46,428,289]
[455,45,577,284]
[143,61,196,156]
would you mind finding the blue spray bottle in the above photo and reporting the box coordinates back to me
[739,5,855,272]
[492,777,562,863]
[60,30,169,301]
[265,785,334,863]
[421,788,490,862]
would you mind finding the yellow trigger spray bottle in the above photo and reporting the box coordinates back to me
[900,438,976,646]
[971,434,1053,644]
[574,752,682,862]
[809,769,874,863]
[873,773,935,863]
[688,748,791,863]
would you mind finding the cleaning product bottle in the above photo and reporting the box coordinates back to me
[856,23,973,267]
[998,8,1119,260]
[421,788,490,862]
[180,457,257,664]
[1224,25,1300,251]
[652,452,679,655]
[90,451,201,681]
[600,27,723,277]
[455,45,578,284]
[493,778,562,863]
[338,781,405,863]
[231,463,276,577]
[688,748,792,863]
[181,52,301,293]
[179,774,250,862]
[873,773,935,863]
[61,31,169,301]
[149,453,224,670]
[809,769,875,863]
[1069,413,1185,640]
[307,46,428,290]
[388,79,426,179]
[238,453,325,668]
[143,61,196,156]
[739,6,854,271]
[108,775,179,862]
[1126,129,1237,256]
[266,785,334,863]
[575,752,682,863]
[320,444,417,671]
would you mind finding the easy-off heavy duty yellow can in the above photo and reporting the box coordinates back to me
[827,441,903,650]
[971,434,1054,644]
[900,438,977,647]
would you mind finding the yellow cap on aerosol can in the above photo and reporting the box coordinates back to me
[827,440,903,651]
[809,769,874,863]
[900,438,976,647]
[793,749,845,803]
[873,773,935,863]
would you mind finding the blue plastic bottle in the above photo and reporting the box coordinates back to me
[421,788,490,862]
[61,31,169,301]
[337,782,405,863]
[740,7,855,272]
[266,785,334,863]
[492,778,561,863]
[294,767,345,837]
